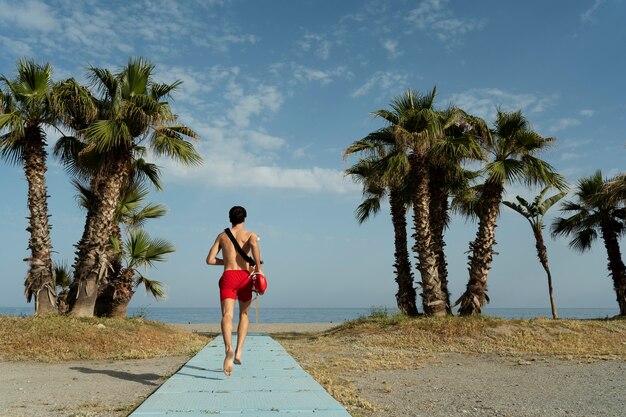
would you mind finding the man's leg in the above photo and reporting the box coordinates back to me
[234,298,253,365]
[221,298,236,376]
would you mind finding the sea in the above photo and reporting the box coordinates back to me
[0,306,619,323]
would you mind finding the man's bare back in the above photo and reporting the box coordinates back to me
[206,224,261,272]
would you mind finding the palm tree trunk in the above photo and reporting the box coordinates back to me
[429,171,452,314]
[533,228,558,319]
[389,188,419,316]
[22,125,57,316]
[600,225,626,316]
[410,155,447,316]
[69,154,130,317]
[458,182,503,316]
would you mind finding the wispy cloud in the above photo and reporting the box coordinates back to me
[292,64,350,85]
[382,39,402,59]
[351,71,410,98]
[560,152,582,161]
[0,0,256,62]
[406,0,486,46]
[579,109,595,117]
[225,83,284,129]
[157,123,356,194]
[0,0,58,32]
[0,35,34,56]
[448,88,558,122]
[548,118,582,133]
[147,66,354,194]
[581,0,606,23]
[297,34,333,60]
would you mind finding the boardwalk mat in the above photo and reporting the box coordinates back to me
[129,333,351,416]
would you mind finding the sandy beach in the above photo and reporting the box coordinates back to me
[2,322,625,417]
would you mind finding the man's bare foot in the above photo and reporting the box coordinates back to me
[234,349,242,365]
[223,350,234,376]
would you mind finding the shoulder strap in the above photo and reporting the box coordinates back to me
[224,228,256,266]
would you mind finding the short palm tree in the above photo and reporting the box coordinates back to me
[55,58,201,317]
[504,186,567,319]
[344,129,418,316]
[0,59,57,315]
[456,110,566,315]
[551,171,626,316]
[107,229,174,318]
[54,261,72,313]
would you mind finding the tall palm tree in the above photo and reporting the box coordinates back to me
[504,186,567,319]
[456,110,565,316]
[0,59,57,315]
[372,88,451,316]
[552,171,626,316]
[55,58,201,317]
[344,130,418,316]
[428,108,489,313]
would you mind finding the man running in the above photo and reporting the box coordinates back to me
[206,206,263,376]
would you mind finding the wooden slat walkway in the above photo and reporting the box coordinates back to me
[129,333,351,416]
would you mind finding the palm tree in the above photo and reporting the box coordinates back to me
[428,108,489,313]
[94,182,168,317]
[0,59,57,315]
[55,58,201,317]
[372,88,451,316]
[54,261,72,313]
[504,186,567,319]
[456,110,566,316]
[344,129,418,316]
[551,171,626,316]
[108,230,173,318]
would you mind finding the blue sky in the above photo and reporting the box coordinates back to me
[1,0,625,312]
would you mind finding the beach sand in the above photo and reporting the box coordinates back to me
[2,322,625,417]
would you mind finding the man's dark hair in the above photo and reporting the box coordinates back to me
[229,206,247,225]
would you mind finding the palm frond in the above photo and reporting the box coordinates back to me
[0,130,25,165]
[132,158,163,190]
[539,190,568,215]
[53,260,72,289]
[134,274,166,299]
[150,80,182,101]
[355,195,383,224]
[84,120,133,152]
[151,128,202,166]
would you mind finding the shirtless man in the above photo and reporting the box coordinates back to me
[206,206,263,376]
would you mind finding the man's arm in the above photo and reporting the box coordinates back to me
[206,235,224,265]
[249,232,263,274]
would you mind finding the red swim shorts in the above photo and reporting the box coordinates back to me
[219,270,253,302]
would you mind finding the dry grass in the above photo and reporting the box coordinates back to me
[0,315,208,362]
[276,314,626,415]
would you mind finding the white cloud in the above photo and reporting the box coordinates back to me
[406,0,486,46]
[581,0,606,23]
[0,0,59,32]
[292,65,349,85]
[0,0,255,61]
[548,118,581,133]
[298,34,333,60]
[0,36,34,57]
[351,71,409,98]
[382,39,402,59]
[226,83,284,128]
[560,152,582,161]
[448,88,558,122]
[156,123,357,194]
[579,109,595,117]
